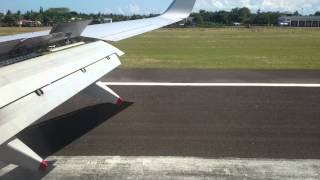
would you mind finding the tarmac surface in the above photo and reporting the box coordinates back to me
[2,69,320,179]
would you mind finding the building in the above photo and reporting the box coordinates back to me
[17,20,42,27]
[278,16,320,27]
[169,17,194,27]
[233,22,241,26]
[103,18,113,23]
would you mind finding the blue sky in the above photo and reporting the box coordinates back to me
[1,0,319,15]
[0,0,172,14]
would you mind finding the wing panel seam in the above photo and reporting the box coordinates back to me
[0,52,118,110]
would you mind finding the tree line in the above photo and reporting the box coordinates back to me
[0,7,158,26]
[0,7,320,27]
[190,7,320,27]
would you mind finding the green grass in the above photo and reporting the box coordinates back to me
[113,28,320,69]
[1,27,320,69]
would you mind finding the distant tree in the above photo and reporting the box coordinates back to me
[3,12,16,26]
[229,8,240,23]
[252,11,282,26]
[257,9,261,14]
[40,6,44,14]
[15,10,22,23]
[192,13,204,25]
[315,11,320,16]
[130,14,143,20]
[6,10,12,16]
[70,11,78,16]
[293,11,300,16]
[0,13,4,24]
[267,12,282,25]
[239,7,251,24]
[211,11,230,24]
[42,15,52,26]
[229,7,252,24]
[198,10,212,22]
[47,8,70,14]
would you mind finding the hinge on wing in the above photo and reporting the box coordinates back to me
[35,89,44,96]
[81,68,87,73]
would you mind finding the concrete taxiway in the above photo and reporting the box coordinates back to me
[1,69,320,179]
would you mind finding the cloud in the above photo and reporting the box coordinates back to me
[194,0,320,14]
[104,8,112,14]
[113,4,140,14]
[116,7,125,14]
[128,4,141,14]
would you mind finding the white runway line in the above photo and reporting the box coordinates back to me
[1,156,320,180]
[104,82,320,87]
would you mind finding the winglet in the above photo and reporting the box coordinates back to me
[162,0,196,19]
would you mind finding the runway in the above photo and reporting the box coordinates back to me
[2,69,320,179]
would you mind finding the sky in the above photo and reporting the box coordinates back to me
[0,0,319,15]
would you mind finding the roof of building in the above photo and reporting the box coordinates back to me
[280,16,320,21]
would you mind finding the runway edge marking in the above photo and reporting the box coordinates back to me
[103,82,320,87]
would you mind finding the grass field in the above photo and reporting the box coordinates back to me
[114,28,320,69]
[1,27,320,69]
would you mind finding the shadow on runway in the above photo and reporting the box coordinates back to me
[1,102,132,179]
[17,102,133,158]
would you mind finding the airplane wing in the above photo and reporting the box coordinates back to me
[0,0,196,171]
[81,0,196,41]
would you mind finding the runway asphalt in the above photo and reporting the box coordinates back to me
[17,69,320,159]
[3,69,320,179]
